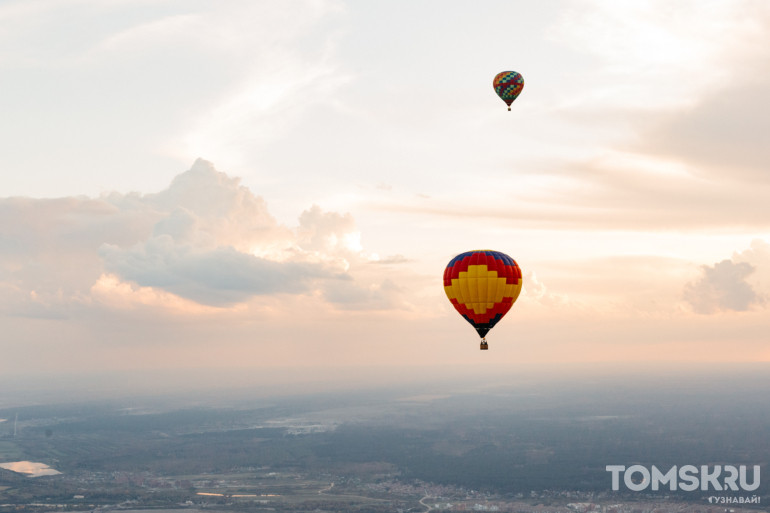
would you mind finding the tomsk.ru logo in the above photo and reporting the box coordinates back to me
[606,465,760,492]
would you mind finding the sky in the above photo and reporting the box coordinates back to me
[1,0,770,391]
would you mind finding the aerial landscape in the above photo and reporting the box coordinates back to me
[1,1,769,512]
[1,366,768,512]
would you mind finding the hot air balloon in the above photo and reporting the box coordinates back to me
[493,71,524,111]
[443,250,522,350]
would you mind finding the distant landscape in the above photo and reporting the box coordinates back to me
[1,366,768,512]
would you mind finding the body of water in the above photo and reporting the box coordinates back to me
[0,461,61,477]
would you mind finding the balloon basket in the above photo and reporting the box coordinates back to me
[480,339,489,350]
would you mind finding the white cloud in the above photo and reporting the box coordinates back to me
[298,204,359,254]
[147,159,291,251]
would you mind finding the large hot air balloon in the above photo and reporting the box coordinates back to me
[493,71,524,111]
[443,250,522,350]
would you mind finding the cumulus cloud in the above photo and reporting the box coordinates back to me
[0,159,403,314]
[684,258,762,314]
[100,236,337,307]
[96,159,347,306]
[731,238,770,302]
[734,239,770,270]
[0,194,155,318]
[90,273,224,315]
[297,205,360,255]
[146,159,292,251]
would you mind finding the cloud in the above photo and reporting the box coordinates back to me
[96,159,342,306]
[100,236,338,307]
[297,204,360,255]
[0,159,403,314]
[684,258,761,314]
[683,239,770,314]
[90,273,225,315]
[731,238,770,302]
[0,194,154,313]
[734,238,770,267]
[145,158,293,252]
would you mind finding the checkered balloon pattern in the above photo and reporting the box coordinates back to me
[493,71,524,108]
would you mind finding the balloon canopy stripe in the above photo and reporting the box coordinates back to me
[450,297,513,326]
[443,250,520,286]
[443,250,522,339]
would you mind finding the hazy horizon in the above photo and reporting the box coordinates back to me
[2,361,769,409]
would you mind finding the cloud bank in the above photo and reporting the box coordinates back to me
[0,159,400,315]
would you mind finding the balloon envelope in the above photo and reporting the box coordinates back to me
[443,250,522,339]
[493,71,524,110]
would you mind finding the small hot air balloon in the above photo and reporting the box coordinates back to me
[493,71,524,111]
[443,250,522,350]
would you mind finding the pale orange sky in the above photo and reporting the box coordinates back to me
[1,1,769,388]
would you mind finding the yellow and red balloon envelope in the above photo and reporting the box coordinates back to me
[493,71,524,110]
[443,250,522,339]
